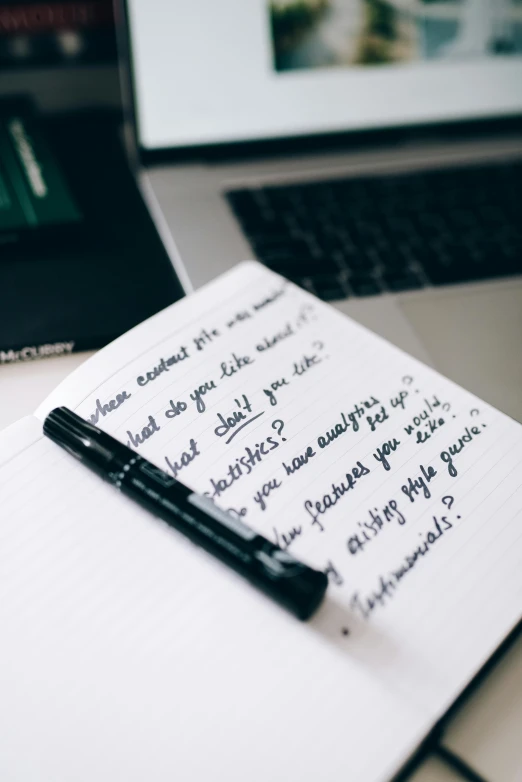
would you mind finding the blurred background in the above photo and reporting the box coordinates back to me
[0,0,119,111]
[0,0,183,363]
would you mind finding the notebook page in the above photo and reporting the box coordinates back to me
[1,420,423,782]
[33,262,522,767]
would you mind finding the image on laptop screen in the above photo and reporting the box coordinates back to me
[268,0,522,72]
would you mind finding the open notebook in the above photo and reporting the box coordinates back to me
[1,261,521,782]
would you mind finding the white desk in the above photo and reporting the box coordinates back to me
[0,352,93,430]
[1,355,521,782]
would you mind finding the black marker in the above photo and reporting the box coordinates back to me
[43,407,328,620]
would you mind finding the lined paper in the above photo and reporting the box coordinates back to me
[0,418,423,782]
[1,261,521,782]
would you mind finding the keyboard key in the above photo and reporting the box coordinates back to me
[349,276,382,297]
[372,246,412,273]
[310,274,348,301]
[252,237,312,256]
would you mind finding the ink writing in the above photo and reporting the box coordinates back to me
[88,391,131,425]
[165,439,201,479]
[347,500,407,556]
[440,425,484,477]
[350,514,454,619]
[304,461,371,532]
[220,352,254,378]
[190,380,217,414]
[127,414,161,449]
[137,347,190,386]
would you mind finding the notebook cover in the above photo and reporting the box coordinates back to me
[0,108,184,363]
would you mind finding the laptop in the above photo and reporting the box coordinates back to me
[118,0,522,422]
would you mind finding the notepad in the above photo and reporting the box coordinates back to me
[1,261,521,782]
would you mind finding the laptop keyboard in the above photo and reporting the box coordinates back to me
[226,161,522,300]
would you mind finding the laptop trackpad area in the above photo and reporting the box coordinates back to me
[398,280,522,423]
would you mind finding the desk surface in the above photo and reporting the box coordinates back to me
[1,355,521,782]
[0,352,93,431]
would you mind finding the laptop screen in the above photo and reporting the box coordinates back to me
[126,0,522,151]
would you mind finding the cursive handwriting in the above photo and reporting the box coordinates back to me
[304,461,371,532]
[214,396,265,444]
[256,322,294,353]
[273,524,302,550]
[347,500,407,556]
[253,478,282,511]
[220,352,254,379]
[190,380,217,414]
[88,391,131,425]
[350,514,454,619]
[263,377,289,407]
[252,285,286,310]
[373,438,401,471]
[207,435,281,499]
[193,327,220,352]
[127,414,161,448]
[440,425,484,477]
[283,445,316,475]
[137,347,190,386]
[401,464,438,502]
[165,439,201,479]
